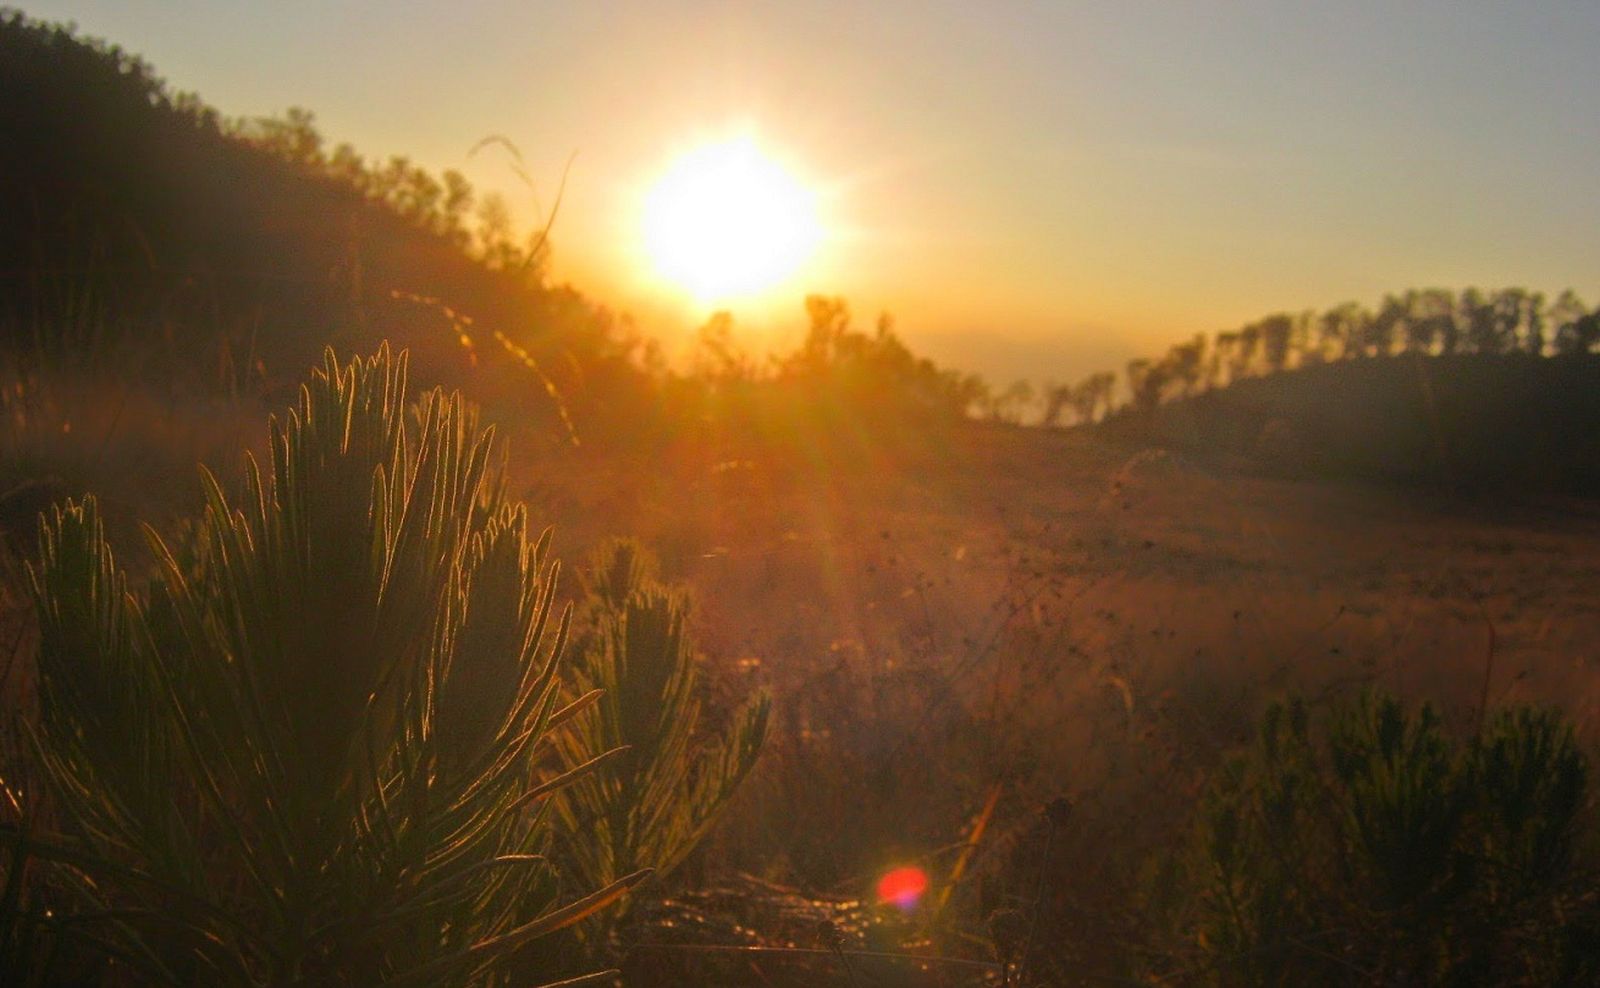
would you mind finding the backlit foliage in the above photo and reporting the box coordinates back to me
[5,346,646,985]
[1191,693,1595,985]
[552,540,770,940]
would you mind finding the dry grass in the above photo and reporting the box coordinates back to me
[0,365,262,720]
[7,352,1600,982]
[485,405,1600,979]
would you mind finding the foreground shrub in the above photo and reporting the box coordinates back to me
[3,345,645,985]
[552,539,770,945]
[1189,692,1596,985]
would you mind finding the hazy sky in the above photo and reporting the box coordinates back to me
[21,1,1600,382]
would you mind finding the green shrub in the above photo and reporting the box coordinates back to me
[1189,692,1594,986]
[4,345,645,986]
[551,539,769,943]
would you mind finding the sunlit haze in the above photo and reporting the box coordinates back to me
[27,0,1600,381]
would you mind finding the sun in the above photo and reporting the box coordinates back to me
[642,137,822,303]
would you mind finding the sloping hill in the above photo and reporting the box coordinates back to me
[0,11,637,423]
[1096,354,1600,495]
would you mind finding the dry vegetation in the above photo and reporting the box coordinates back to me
[8,354,1600,983]
[507,401,1600,984]
[5,11,1600,985]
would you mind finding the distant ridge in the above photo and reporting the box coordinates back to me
[1094,353,1600,496]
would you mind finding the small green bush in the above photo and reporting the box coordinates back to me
[1189,692,1595,986]
[4,345,645,986]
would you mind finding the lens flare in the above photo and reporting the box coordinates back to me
[876,866,928,910]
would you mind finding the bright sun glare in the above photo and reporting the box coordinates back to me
[642,137,821,303]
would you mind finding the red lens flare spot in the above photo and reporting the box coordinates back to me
[876,866,929,909]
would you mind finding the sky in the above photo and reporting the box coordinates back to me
[20,1,1600,383]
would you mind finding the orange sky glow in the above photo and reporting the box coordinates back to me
[24,1,1600,383]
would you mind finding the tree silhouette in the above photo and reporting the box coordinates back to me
[1488,287,1544,355]
[1211,332,1239,388]
[1166,334,1207,397]
[689,310,754,384]
[1427,289,1461,355]
[1126,358,1169,412]
[1521,290,1548,355]
[1086,371,1116,421]
[1317,303,1364,361]
[1388,290,1427,351]
[1550,291,1599,355]
[1259,314,1294,374]
[1066,380,1099,425]
[1040,382,1070,428]
[1562,312,1600,355]
[1235,322,1262,377]
[1351,304,1391,357]
[1099,285,1596,422]
[1461,288,1505,354]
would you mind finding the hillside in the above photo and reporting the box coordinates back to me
[1094,353,1600,495]
[0,10,644,431]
